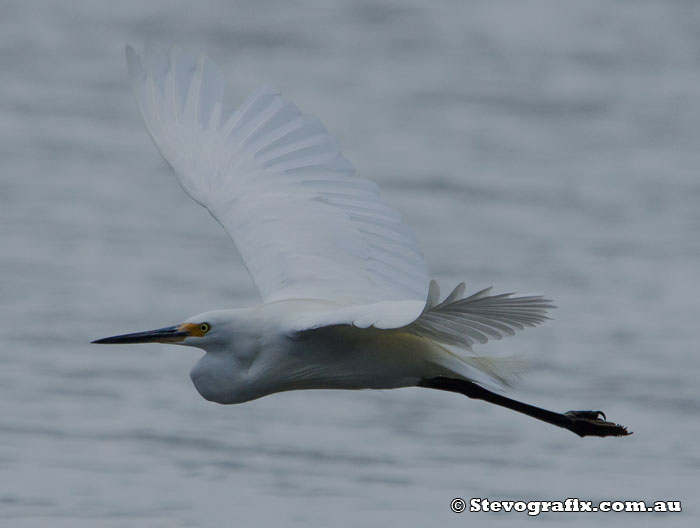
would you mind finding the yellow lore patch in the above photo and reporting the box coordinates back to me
[178,322,209,337]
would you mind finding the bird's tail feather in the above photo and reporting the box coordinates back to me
[428,343,533,389]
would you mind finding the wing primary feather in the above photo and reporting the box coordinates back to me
[406,283,555,349]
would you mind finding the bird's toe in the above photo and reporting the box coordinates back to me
[565,410,606,421]
[564,410,631,438]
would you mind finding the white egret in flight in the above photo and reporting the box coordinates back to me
[94,44,630,438]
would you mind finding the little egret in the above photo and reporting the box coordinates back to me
[94,44,630,438]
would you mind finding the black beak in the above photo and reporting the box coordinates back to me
[92,325,188,344]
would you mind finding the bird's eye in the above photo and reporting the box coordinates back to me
[198,323,211,334]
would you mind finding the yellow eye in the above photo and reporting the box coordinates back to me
[198,323,211,334]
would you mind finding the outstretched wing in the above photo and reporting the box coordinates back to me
[126,44,429,305]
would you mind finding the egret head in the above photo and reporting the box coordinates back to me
[94,309,261,404]
[92,310,235,349]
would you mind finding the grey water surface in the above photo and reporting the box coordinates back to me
[1,1,698,526]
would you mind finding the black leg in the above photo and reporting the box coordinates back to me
[418,377,631,438]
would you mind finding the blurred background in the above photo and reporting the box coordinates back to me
[1,1,698,526]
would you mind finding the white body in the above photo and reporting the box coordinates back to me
[184,283,550,403]
[188,304,451,404]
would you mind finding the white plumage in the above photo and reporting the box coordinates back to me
[103,43,556,405]
[94,44,633,438]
